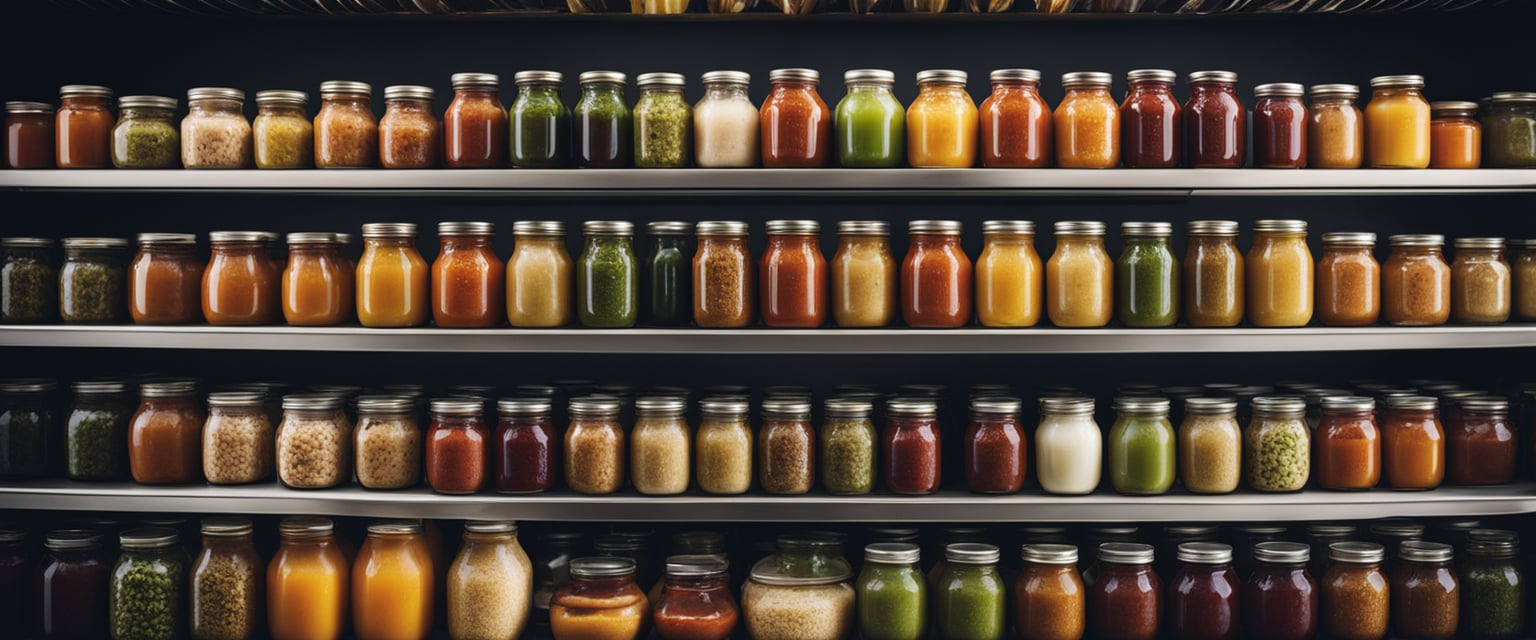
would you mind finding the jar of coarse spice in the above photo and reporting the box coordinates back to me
[189,517,262,640]
[202,391,273,485]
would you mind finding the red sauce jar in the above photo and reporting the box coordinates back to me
[882,398,941,495]
[1243,542,1317,640]
[979,68,1053,168]
[1120,69,1181,169]
[1090,543,1160,640]
[1254,83,1308,169]
[760,220,827,328]
[495,397,557,494]
[445,72,508,169]
[427,398,487,494]
[37,531,110,640]
[901,220,973,328]
[1446,396,1516,486]
[432,221,504,328]
[5,101,55,168]
[761,68,831,168]
[965,396,1025,494]
[1184,71,1246,168]
[1168,542,1240,640]
[56,85,114,169]
[1315,396,1380,490]
[653,555,739,640]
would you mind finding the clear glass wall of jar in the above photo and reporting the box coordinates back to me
[1178,397,1240,494]
[1383,234,1451,326]
[691,70,758,168]
[1109,397,1174,495]
[1308,84,1363,169]
[357,222,429,328]
[978,69,1053,169]
[551,557,648,640]
[1035,397,1101,495]
[761,68,832,168]
[743,556,855,640]
[1089,543,1160,640]
[1315,396,1380,490]
[379,85,440,169]
[129,233,202,325]
[566,397,625,494]
[202,391,273,485]
[1055,72,1119,168]
[631,396,691,495]
[1,237,57,323]
[1317,232,1380,326]
[965,396,1025,494]
[0,378,55,480]
[1461,535,1524,639]
[268,517,349,640]
[432,221,503,328]
[695,396,752,495]
[907,69,977,168]
[112,95,178,169]
[1450,237,1511,324]
[1365,75,1431,169]
[253,89,312,169]
[5,100,55,169]
[1513,239,1536,321]
[1381,395,1445,491]
[282,232,351,326]
[354,395,421,490]
[822,398,875,495]
[60,237,128,324]
[1254,83,1307,169]
[976,220,1042,328]
[443,73,506,169]
[57,84,114,169]
[1244,542,1317,640]
[1245,396,1310,492]
[181,87,251,169]
[1182,220,1243,328]
[510,70,571,169]
[203,231,279,325]
[761,398,815,495]
[1446,396,1517,486]
[1482,91,1536,168]
[574,71,631,169]
[314,80,377,168]
[1429,101,1481,169]
[276,394,352,489]
[832,220,895,327]
[1247,219,1313,328]
[506,221,573,328]
[1116,221,1179,328]
[128,380,203,485]
[190,517,262,640]
[352,521,433,640]
[110,528,187,640]
[427,398,488,495]
[448,520,533,640]
[693,221,754,328]
[1121,69,1181,169]
[836,69,903,168]
[578,220,639,328]
[902,220,972,328]
[761,220,827,328]
[1185,71,1245,168]
[1393,541,1459,640]
[1320,541,1389,640]
[66,380,130,481]
[646,221,692,326]
[634,73,692,169]
[1047,221,1113,328]
[1169,542,1240,640]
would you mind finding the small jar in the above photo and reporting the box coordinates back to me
[432,221,503,328]
[1461,535,1524,639]
[449,520,533,640]
[1381,396,1445,491]
[1393,541,1459,640]
[444,73,507,168]
[60,237,128,324]
[1047,221,1113,328]
[761,68,832,168]
[1383,234,1451,326]
[822,398,876,496]
[379,85,440,169]
[1182,220,1244,328]
[1014,544,1084,640]
[354,395,422,490]
[654,555,738,640]
[66,380,131,481]
[203,231,280,326]
[694,397,752,495]
[353,522,433,640]
[282,232,351,326]
[933,544,1007,640]
[630,396,690,496]
[276,394,352,489]
[512,70,571,169]
[634,72,692,169]
[761,220,827,327]
[574,71,631,169]
[1184,71,1246,168]
[551,557,648,640]
[1245,396,1310,492]
[1120,69,1181,169]
[858,543,925,640]
[128,380,204,485]
[1317,232,1381,326]
[1089,543,1160,640]
[1430,101,1481,169]
[976,220,1042,328]
[0,379,54,480]
[1315,396,1380,490]
[506,220,573,328]
[578,220,639,328]
[0,237,57,323]
[1055,72,1120,168]
[882,398,941,495]
[1482,91,1536,168]
[760,398,815,495]
[1247,219,1313,328]
[1244,542,1317,640]
[1034,396,1101,495]
[902,220,972,328]
[1169,543,1240,640]
[112,95,179,169]
[1253,82,1307,169]
[742,557,855,640]
[190,518,262,640]
[253,89,312,169]
[57,84,114,169]
[181,87,251,169]
[1116,221,1179,328]
[693,220,754,328]
[644,221,692,326]
[427,398,488,494]
[1308,84,1364,169]
[110,528,187,640]
[129,233,203,325]
[907,69,977,168]
[1320,542,1389,640]
[1513,239,1536,321]
[38,530,110,638]
[1446,396,1516,486]
[1178,397,1240,495]
[832,220,895,327]
[686,70,762,169]
[965,396,1024,494]
[565,397,625,495]
[1365,75,1432,169]
[268,517,348,640]
[202,391,273,485]
[491,397,557,494]
[314,80,377,168]
[1109,397,1174,496]
[1450,237,1511,324]
[4,101,55,168]
[357,222,429,328]
[836,69,904,168]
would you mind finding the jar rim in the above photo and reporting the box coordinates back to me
[569,396,623,416]
[1189,70,1238,84]
[431,398,484,416]
[1329,541,1384,563]
[696,220,749,236]
[286,232,342,245]
[1053,220,1106,235]
[916,69,967,85]
[207,391,265,408]
[1126,69,1176,84]
[465,520,519,534]
[201,517,254,537]
[137,232,196,246]
[637,72,686,89]
[356,395,416,414]
[1254,83,1305,98]
[209,231,266,244]
[578,70,627,85]
[701,70,750,85]
[60,84,114,99]
[1121,221,1173,237]
[1454,237,1505,250]
[120,527,179,550]
[1322,232,1376,246]
[513,220,566,236]
[1370,74,1424,89]
[279,516,335,537]
[452,72,501,89]
[1253,219,1307,234]
[1,237,54,248]
[886,398,938,416]
[647,221,693,235]
[1061,71,1112,88]
[1177,542,1233,564]
[1310,83,1360,98]
[4,101,54,114]
[1321,396,1375,412]
[1113,396,1169,414]
[1098,542,1154,564]
[982,220,1034,235]
[1384,395,1438,411]
[970,396,1022,414]
[62,237,129,250]
[45,529,101,550]
[766,220,820,235]
[1022,543,1078,564]
[837,220,889,235]
[990,68,1041,83]
[1183,397,1237,415]
[946,542,1000,565]
[361,222,417,238]
[282,394,344,411]
[665,554,730,576]
[571,556,637,578]
[909,220,962,235]
[1254,541,1310,564]
[1039,396,1094,415]
[769,68,820,84]
[699,396,750,416]
[120,95,178,110]
[319,80,372,96]
[438,221,495,236]
[1187,220,1238,236]
[1389,233,1445,247]
[72,379,128,394]
[1399,540,1454,563]
[496,397,553,414]
[865,542,921,564]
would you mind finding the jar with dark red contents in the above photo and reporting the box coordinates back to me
[496,397,557,494]
[0,529,32,638]
[1242,542,1317,640]
[56,85,115,169]
[965,396,1024,494]
[1446,396,1517,486]
[760,219,827,328]
[1089,543,1160,640]
[761,68,831,168]
[1168,542,1239,640]
[1184,71,1246,168]
[5,101,55,169]
[1253,83,1308,169]
[37,530,110,640]
[427,398,487,494]
[653,555,739,640]
[445,72,508,169]
[1120,69,1181,169]
[1392,541,1459,640]
[883,398,941,495]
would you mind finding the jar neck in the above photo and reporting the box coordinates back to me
[259,103,307,118]
[772,80,819,92]
[142,395,197,410]
[1057,234,1106,249]
[366,237,417,250]
[432,413,485,429]
[581,83,626,100]
[190,98,243,115]
[1456,248,1504,260]
[212,241,265,256]
[1191,81,1237,94]
[910,233,961,249]
[768,234,818,248]
[1180,562,1234,574]
[5,247,50,261]
[440,235,494,250]
[323,94,372,109]
[61,96,111,109]
[991,80,1041,94]
[279,534,338,550]
[360,410,412,422]
[1254,410,1305,421]
[455,87,500,100]
[1323,244,1374,256]
[1401,558,1452,570]
[463,531,518,546]
[121,107,175,121]
[640,86,685,99]
[139,243,194,256]
[74,391,127,407]
[1124,236,1172,248]
[1025,562,1077,574]
[700,234,747,248]
[365,533,424,549]
[48,547,100,561]
[210,405,263,418]
[1462,409,1508,421]
[665,572,730,591]
[1128,81,1174,94]
[1373,87,1423,99]
[651,235,686,250]
[918,82,968,97]
[1392,246,1443,257]
[1322,408,1373,420]
[845,82,894,94]
[1256,231,1307,242]
[1064,86,1112,99]
[1255,560,1307,572]
[971,411,1019,424]
[289,243,344,257]
[889,413,937,428]
[518,83,562,99]
[386,98,434,114]
[201,534,255,551]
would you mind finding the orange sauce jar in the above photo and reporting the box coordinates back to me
[1054,72,1120,169]
[1316,232,1380,327]
[269,516,350,640]
[128,380,205,485]
[283,233,353,326]
[352,522,433,640]
[1315,396,1379,490]
[1382,234,1451,326]
[979,68,1052,168]
[432,222,504,328]
[56,85,114,169]
[1429,101,1481,169]
[901,220,972,328]
[130,233,205,325]
[357,223,429,328]
[907,69,977,168]
[203,231,280,325]
[1380,396,1444,491]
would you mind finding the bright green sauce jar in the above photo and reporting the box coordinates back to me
[857,542,927,640]
[835,69,905,168]
[1116,222,1180,328]
[1109,396,1176,495]
[934,543,1007,640]
[578,220,638,328]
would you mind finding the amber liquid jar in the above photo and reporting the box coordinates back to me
[56,85,115,169]
[130,233,204,325]
[1382,234,1451,326]
[1316,232,1380,326]
[6,101,55,169]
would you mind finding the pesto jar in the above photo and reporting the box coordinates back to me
[858,543,926,640]
[111,96,179,169]
[634,73,692,168]
[577,220,638,328]
[575,71,631,168]
[1,237,58,323]
[934,543,1007,640]
[1116,221,1179,328]
[110,528,187,640]
[67,380,131,481]
[253,90,312,169]
[511,70,571,169]
[1482,92,1536,168]
[60,237,128,324]
[821,398,876,495]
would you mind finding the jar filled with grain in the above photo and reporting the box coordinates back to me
[189,517,262,640]
[695,396,752,495]
[1244,396,1310,492]
[1383,234,1451,326]
[565,396,625,494]
[315,80,377,168]
[1317,232,1381,326]
[354,395,421,490]
[276,394,352,489]
[821,398,875,495]
[1182,220,1244,328]
[1450,237,1511,324]
[1393,541,1460,640]
[631,396,691,495]
[743,555,855,640]
[202,392,273,485]
[449,520,533,640]
[182,87,252,169]
[253,90,311,169]
[693,221,754,328]
[1320,542,1389,640]
[1178,397,1240,494]
[109,528,186,640]
[550,557,648,640]
[380,85,440,169]
[760,398,815,495]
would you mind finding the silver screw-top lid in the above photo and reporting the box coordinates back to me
[1253,219,1307,234]
[71,379,127,394]
[431,398,484,416]
[1189,70,1238,84]
[982,220,1034,235]
[495,397,552,416]
[1054,221,1106,235]
[843,69,895,85]
[1122,221,1173,237]
[769,68,819,84]
[762,398,812,418]
[1254,541,1310,564]
[1177,542,1234,564]
[450,72,500,89]
[1458,396,1509,413]
[121,527,180,550]
[511,71,562,86]
[60,84,114,99]
[1098,543,1155,564]
[1184,397,1238,416]
[665,554,729,576]
[1454,237,1505,250]
[638,72,687,89]
[208,231,266,244]
[838,220,889,235]
[1114,396,1170,415]
[1370,75,1425,89]
[917,69,967,85]
[1187,220,1239,236]
[279,516,335,538]
[946,542,1000,565]
[1252,396,1306,416]
[1061,72,1112,88]
[1320,396,1376,412]
[1491,91,1536,104]
[206,391,265,408]
[1322,232,1377,246]
[1310,83,1360,99]
[1,237,54,248]
[579,71,627,86]
[384,85,435,101]
[1022,544,1078,564]
[1430,101,1479,116]
[287,232,341,245]
[1384,395,1438,411]
[137,233,195,246]
[464,520,518,534]
[1389,234,1445,248]
[696,221,749,236]
[5,101,54,114]
[139,380,196,397]
[361,222,417,238]
[282,394,344,411]
[438,221,494,236]
[1399,540,1454,563]
[571,556,636,578]
[187,87,245,102]
[971,397,1022,414]
[635,396,687,416]
[865,542,921,564]
[513,221,565,237]
[1039,396,1095,416]
[45,529,102,550]
[766,220,820,235]
[569,396,623,417]
[700,70,749,85]
[367,520,424,536]
[699,396,750,418]
[990,68,1042,83]
[200,517,254,537]
[825,398,873,418]
[647,221,692,235]
[1254,83,1305,98]
[909,220,962,235]
[355,395,416,414]
[1127,69,1177,84]
[62,237,130,250]
[255,89,308,106]
[319,80,372,96]
[583,220,634,236]
[120,95,178,110]
[886,398,938,416]
[1329,541,1385,564]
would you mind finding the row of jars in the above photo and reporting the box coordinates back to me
[8,73,1536,171]
[4,220,1534,328]
[8,516,1528,640]
[4,375,1530,496]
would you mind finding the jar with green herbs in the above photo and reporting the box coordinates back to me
[512,70,571,168]
[60,237,128,324]
[1481,92,1536,168]
[111,96,179,169]
[646,221,692,325]
[67,380,131,481]
[934,543,1008,640]
[1461,533,1524,640]
[857,543,926,640]
[2,237,58,323]
[110,528,187,640]
[252,90,311,169]
[0,378,56,479]
[821,398,876,495]
[1245,396,1310,492]
[1116,221,1180,327]
[190,518,262,640]
[634,73,693,168]
[575,71,631,168]
[577,220,638,328]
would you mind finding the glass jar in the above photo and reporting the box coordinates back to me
[66,380,130,481]
[1046,221,1113,328]
[630,396,690,496]
[509,70,570,169]
[449,520,532,640]
[1,237,57,323]
[965,396,1025,494]
[836,69,904,168]
[1109,397,1174,496]
[436,73,506,169]
[1185,71,1246,168]
[1482,91,1536,168]
[1309,84,1364,169]
[1181,220,1243,328]
[352,521,433,640]
[760,220,826,327]
[742,557,854,640]
[202,391,273,485]
[902,220,972,328]
[907,69,977,168]
[1320,541,1389,640]
[128,380,203,484]
[577,220,639,328]
[1447,396,1516,486]
[1243,542,1317,640]
[1317,232,1381,326]
[268,517,349,640]
[691,70,757,168]
[276,394,352,489]
[644,221,691,326]
[1365,75,1431,169]
[1247,219,1314,327]
[1383,234,1451,326]
[1090,543,1160,640]
[654,555,737,640]
[189,518,262,640]
[1245,396,1310,492]
[281,232,350,326]
[503,221,573,328]
[60,237,128,324]
[634,73,692,169]
[5,100,54,168]
[353,395,421,490]
[357,222,428,328]
[975,220,1042,327]
[378,85,440,169]
[883,398,941,495]
[574,71,631,169]
[1035,396,1101,495]
[1381,396,1445,490]
[1116,221,1179,327]
[694,397,752,495]
[566,397,625,494]
[426,398,487,495]
[203,231,279,326]
[38,530,110,639]
[494,398,555,494]
[977,68,1052,168]
[761,68,832,168]
[253,89,312,169]
[1254,82,1307,169]
[57,84,114,168]
[1315,396,1380,490]
[0,379,53,479]
[1450,237,1511,324]
[181,87,251,169]
[933,544,1006,640]
[314,80,377,168]
[1393,541,1459,640]
[551,557,648,640]
[1510,239,1536,321]
[1461,536,1525,639]
[1430,101,1481,169]
[1169,542,1239,640]
[431,221,503,328]
[692,220,754,328]
[1014,544,1084,640]
[1120,69,1181,169]
[112,95,179,169]
[1178,397,1240,495]
[857,543,925,640]
[129,233,202,325]
[832,220,895,327]
[1055,72,1120,168]
[818,398,873,495]
[110,528,186,640]
[760,398,815,495]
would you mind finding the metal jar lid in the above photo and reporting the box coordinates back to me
[513,221,565,237]
[886,398,938,416]
[137,233,196,246]
[1177,542,1233,564]
[990,68,1041,83]
[838,220,889,236]
[583,220,634,236]
[1165,525,1218,538]
[140,380,196,397]
[946,542,1000,565]
[1022,544,1077,565]
[1252,396,1305,416]
[439,221,494,236]
[1389,234,1444,247]
[121,527,179,550]
[1113,396,1170,415]
[60,84,114,99]
[635,396,687,416]
[187,87,244,102]
[5,101,54,114]
[825,398,873,417]
[319,80,372,96]
[279,516,335,538]
[647,221,693,235]
[1183,397,1237,416]
[72,379,127,394]
[464,520,519,534]
[1253,219,1307,234]
[120,96,178,110]
[510,71,562,87]
[766,220,820,235]
[1126,69,1176,84]
[1431,101,1479,117]
[1307,524,1358,537]
[917,69,967,85]
[1454,237,1505,250]
[367,520,424,536]
[762,398,812,417]
[665,554,729,576]
[1459,397,1509,413]
[569,396,623,417]
[700,70,750,85]
[1121,221,1173,237]
[1039,396,1094,416]
[496,397,552,415]
[45,529,101,550]
[0,237,53,249]
[1370,75,1425,89]
[287,232,342,245]
[909,220,962,235]
[865,542,921,564]
[572,556,636,578]
[201,517,254,537]
[637,72,686,89]
[982,220,1034,235]
[62,237,130,250]
[207,391,265,408]
[431,398,484,416]
[1054,221,1106,236]
[1384,395,1438,411]
[209,231,266,244]
[1322,232,1377,246]
[1399,540,1454,563]
[1490,91,1536,104]
[255,90,308,106]
[1329,541,1384,564]
[451,72,501,89]
[1321,396,1376,412]
[1189,70,1238,84]
[355,395,415,414]
[579,71,627,86]
[1061,72,1112,88]
[971,397,1022,414]
[362,222,417,238]
[1310,84,1360,99]
[769,68,819,84]
[0,378,56,394]
[844,69,895,85]
[696,220,749,236]
[699,396,750,418]
[384,85,435,101]
[1098,542,1155,565]
[1254,541,1310,564]
[1254,83,1305,98]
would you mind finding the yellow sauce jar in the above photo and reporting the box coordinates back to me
[1247,219,1313,327]
[976,220,1042,327]
[907,69,977,168]
[356,222,429,328]
[1046,221,1113,328]
[1365,75,1431,169]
